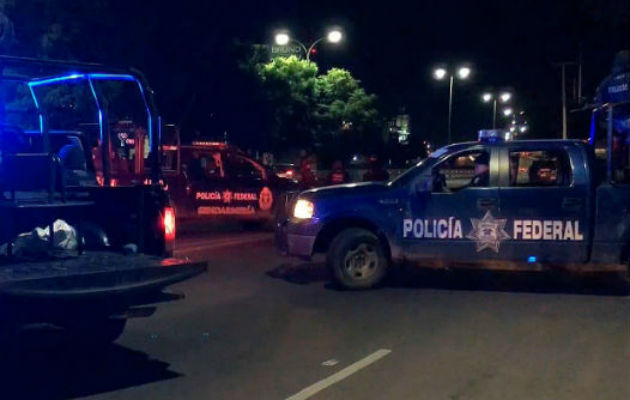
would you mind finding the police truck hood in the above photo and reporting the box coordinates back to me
[301,182,390,200]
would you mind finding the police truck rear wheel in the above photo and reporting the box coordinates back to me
[327,228,388,289]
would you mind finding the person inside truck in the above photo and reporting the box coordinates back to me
[469,152,490,187]
[509,154,520,185]
[188,151,205,181]
[202,156,219,179]
[58,136,96,186]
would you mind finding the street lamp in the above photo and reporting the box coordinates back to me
[274,32,290,46]
[433,67,447,80]
[481,90,512,129]
[327,29,343,43]
[274,28,343,61]
[432,65,472,144]
[457,67,471,79]
[502,107,513,117]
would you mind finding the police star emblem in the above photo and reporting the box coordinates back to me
[222,190,233,204]
[466,211,511,253]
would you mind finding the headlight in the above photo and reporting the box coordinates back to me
[293,199,314,219]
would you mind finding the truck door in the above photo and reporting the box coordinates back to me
[187,149,226,217]
[403,146,504,261]
[222,154,274,218]
[497,145,589,263]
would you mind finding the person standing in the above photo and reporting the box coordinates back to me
[363,155,390,182]
[326,160,351,185]
[298,157,318,190]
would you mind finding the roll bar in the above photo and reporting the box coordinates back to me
[0,55,162,185]
[588,100,630,183]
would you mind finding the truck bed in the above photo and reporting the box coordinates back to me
[0,251,206,299]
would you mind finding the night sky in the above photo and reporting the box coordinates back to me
[10,0,630,148]
[161,0,628,146]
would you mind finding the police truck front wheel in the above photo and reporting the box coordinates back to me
[327,228,388,289]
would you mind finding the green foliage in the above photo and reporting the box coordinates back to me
[257,57,382,157]
[257,56,319,149]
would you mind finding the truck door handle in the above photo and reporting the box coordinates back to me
[477,198,497,208]
[562,197,582,209]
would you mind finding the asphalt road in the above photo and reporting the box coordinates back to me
[2,229,629,400]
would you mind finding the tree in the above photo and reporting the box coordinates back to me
[257,56,319,151]
[257,56,382,160]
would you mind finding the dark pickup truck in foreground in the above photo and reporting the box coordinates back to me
[0,56,205,344]
[277,124,629,289]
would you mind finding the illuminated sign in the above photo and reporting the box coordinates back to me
[270,45,303,58]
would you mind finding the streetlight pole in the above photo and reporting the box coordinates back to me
[305,38,325,62]
[433,65,471,144]
[561,63,567,139]
[553,61,576,139]
[447,74,454,144]
[492,99,497,129]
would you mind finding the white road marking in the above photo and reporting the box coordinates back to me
[321,359,339,367]
[285,349,392,400]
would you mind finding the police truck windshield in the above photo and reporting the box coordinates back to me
[389,146,450,187]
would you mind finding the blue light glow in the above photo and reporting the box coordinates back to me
[27,71,155,157]
[589,110,596,145]
[87,79,105,144]
[28,73,136,88]
[527,256,537,263]
[29,84,45,135]
[136,80,153,150]
[98,110,104,142]
[28,85,40,108]
[88,73,135,81]
[28,73,86,87]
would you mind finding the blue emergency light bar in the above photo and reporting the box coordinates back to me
[478,129,511,143]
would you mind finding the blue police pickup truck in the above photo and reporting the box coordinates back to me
[276,130,629,289]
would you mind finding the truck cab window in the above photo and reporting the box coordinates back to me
[509,150,571,186]
[186,151,222,181]
[432,150,490,192]
[226,155,264,181]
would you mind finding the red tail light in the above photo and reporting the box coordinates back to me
[163,207,176,242]
[110,178,118,187]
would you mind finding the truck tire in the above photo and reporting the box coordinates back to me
[67,318,127,346]
[327,228,389,289]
